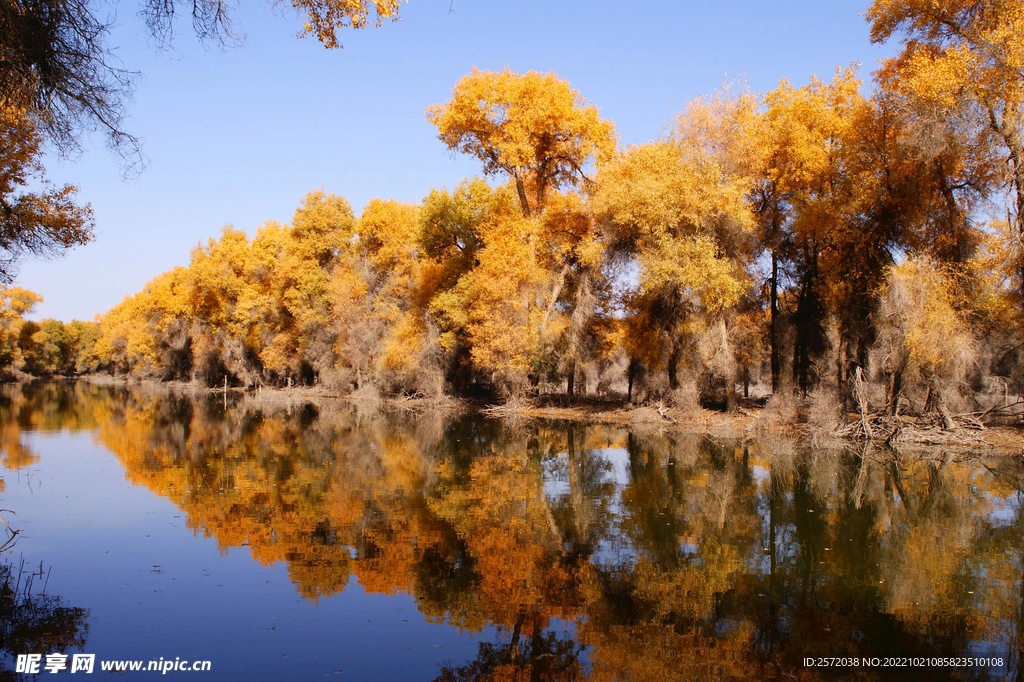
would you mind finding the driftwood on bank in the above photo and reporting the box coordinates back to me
[829,374,1024,450]
[836,410,1013,449]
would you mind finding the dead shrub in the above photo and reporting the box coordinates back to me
[875,259,977,426]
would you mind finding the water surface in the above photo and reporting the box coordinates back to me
[1,382,1021,680]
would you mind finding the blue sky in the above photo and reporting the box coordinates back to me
[21,0,894,322]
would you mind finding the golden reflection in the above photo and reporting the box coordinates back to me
[1,382,1022,680]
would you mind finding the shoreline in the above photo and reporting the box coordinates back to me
[33,375,1024,455]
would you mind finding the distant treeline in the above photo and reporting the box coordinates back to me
[0,288,100,379]
[4,0,1024,422]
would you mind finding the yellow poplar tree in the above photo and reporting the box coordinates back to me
[868,0,1024,292]
[594,98,754,395]
[0,286,41,374]
[876,258,976,424]
[428,185,547,396]
[261,191,354,381]
[754,68,869,394]
[355,198,436,387]
[427,68,617,218]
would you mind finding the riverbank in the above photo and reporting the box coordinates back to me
[68,375,1024,456]
[487,399,1024,455]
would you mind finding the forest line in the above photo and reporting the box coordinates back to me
[3,1,1024,433]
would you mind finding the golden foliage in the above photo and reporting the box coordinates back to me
[427,68,616,216]
[869,0,1024,278]
[291,0,404,49]
[60,63,1024,407]
[594,94,756,389]
[876,258,977,396]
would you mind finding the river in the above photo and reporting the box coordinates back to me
[0,381,1021,680]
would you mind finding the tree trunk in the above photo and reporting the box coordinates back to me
[1011,142,1024,299]
[934,158,971,263]
[627,358,637,403]
[855,367,872,439]
[726,377,737,413]
[566,360,575,401]
[770,251,780,393]
[721,318,737,413]
[792,248,826,397]
[887,368,903,416]
[561,267,593,403]
[667,345,680,391]
[987,104,1024,303]
[542,263,571,332]
[513,170,532,218]
[932,379,957,430]
[836,339,844,397]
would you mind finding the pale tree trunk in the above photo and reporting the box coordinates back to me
[719,318,738,413]
[564,269,593,403]
[770,249,781,393]
[887,367,903,416]
[854,367,872,440]
[542,263,571,335]
[1011,141,1024,294]
[933,379,957,431]
[667,346,680,391]
[988,104,1024,300]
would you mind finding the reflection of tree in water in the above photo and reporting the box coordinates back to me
[0,559,89,681]
[576,438,1019,681]
[0,386,40,471]
[975,456,1024,682]
[434,607,584,682]
[1,383,1023,680]
[544,426,616,560]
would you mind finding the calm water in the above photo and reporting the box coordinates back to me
[0,382,1022,681]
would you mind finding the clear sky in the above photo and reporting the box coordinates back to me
[20,0,894,322]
